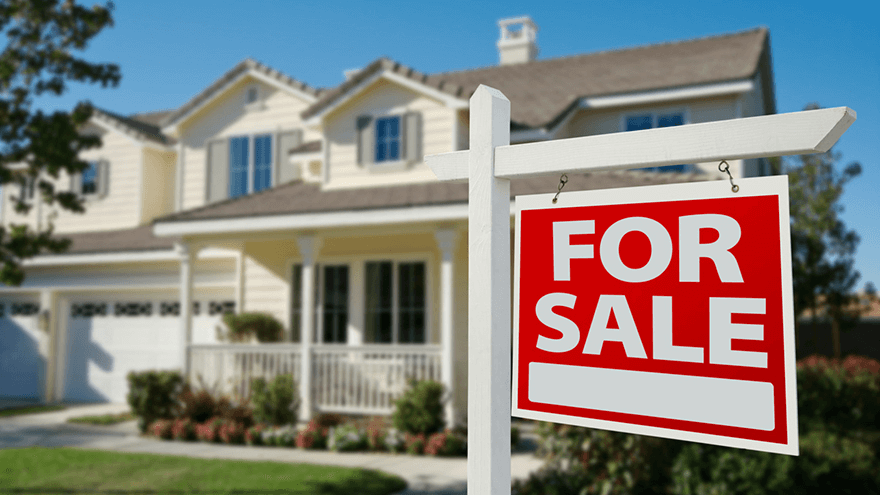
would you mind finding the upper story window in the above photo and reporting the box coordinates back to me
[246,86,259,104]
[624,111,689,172]
[244,84,264,112]
[375,116,401,162]
[228,134,272,199]
[19,176,36,203]
[356,112,421,168]
[81,161,99,195]
[70,160,109,198]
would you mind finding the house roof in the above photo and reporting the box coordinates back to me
[155,171,703,224]
[91,108,176,146]
[161,58,324,130]
[59,224,175,254]
[302,28,771,129]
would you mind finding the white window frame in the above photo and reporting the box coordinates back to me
[368,113,409,172]
[228,132,274,197]
[618,107,690,133]
[285,252,434,346]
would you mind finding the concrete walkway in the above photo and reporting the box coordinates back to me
[0,403,545,494]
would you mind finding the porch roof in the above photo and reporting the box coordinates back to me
[58,224,175,254]
[155,171,702,225]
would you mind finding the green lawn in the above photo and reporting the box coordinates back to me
[0,447,408,495]
[0,404,65,418]
[67,411,135,425]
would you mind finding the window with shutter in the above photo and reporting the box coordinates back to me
[229,136,249,198]
[624,110,690,172]
[253,134,272,192]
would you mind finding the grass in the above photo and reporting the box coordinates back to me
[67,411,135,425]
[0,447,408,495]
[0,404,65,418]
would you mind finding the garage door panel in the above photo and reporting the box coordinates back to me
[64,294,233,403]
[0,308,44,399]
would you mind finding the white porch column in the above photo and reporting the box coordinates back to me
[297,235,321,421]
[176,242,195,380]
[434,228,459,427]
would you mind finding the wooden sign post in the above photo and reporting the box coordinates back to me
[426,85,855,494]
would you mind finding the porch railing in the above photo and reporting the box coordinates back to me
[311,344,443,415]
[189,344,302,399]
[188,343,443,415]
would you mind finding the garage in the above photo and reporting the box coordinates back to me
[63,291,234,403]
[0,295,45,399]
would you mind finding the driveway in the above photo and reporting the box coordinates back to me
[0,403,545,494]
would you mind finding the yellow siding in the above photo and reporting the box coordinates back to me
[242,239,297,326]
[2,130,144,234]
[323,78,452,189]
[141,149,177,224]
[178,76,315,211]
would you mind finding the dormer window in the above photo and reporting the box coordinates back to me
[356,112,421,168]
[81,161,99,195]
[375,116,401,162]
[70,160,109,198]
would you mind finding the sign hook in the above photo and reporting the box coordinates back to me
[552,173,569,204]
[718,161,740,193]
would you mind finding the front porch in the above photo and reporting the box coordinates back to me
[173,224,467,424]
[189,343,442,416]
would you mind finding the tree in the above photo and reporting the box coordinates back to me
[786,104,869,358]
[0,0,119,285]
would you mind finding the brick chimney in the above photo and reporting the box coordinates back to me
[497,16,538,65]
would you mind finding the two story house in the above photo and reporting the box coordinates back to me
[0,18,775,424]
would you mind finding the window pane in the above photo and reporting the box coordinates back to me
[229,136,249,198]
[658,113,684,128]
[398,262,426,343]
[626,115,653,131]
[254,134,272,192]
[322,265,348,343]
[290,264,302,343]
[375,116,401,163]
[82,162,98,195]
[365,262,393,343]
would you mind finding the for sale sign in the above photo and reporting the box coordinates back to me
[512,176,798,455]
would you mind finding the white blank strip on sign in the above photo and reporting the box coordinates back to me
[529,363,775,431]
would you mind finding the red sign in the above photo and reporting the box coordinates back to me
[512,176,798,455]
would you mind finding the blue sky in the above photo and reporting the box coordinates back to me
[36,0,878,288]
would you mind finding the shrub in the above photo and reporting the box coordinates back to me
[329,424,369,452]
[515,422,675,495]
[404,433,426,455]
[176,386,217,424]
[313,412,344,429]
[150,419,173,440]
[222,312,283,343]
[424,430,466,456]
[384,428,405,453]
[796,354,880,435]
[127,370,183,433]
[296,420,328,450]
[251,374,298,426]
[195,417,223,443]
[218,421,246,445]
[171,418,195,441]
[245,424,265,446]
[365,417,388,451]
[392,380,445,436]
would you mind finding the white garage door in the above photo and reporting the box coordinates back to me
[64,294,234,403]
[0,297,45,399]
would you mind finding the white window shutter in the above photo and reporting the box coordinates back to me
[207,139,229,203]
[277,130,303,184]
[98,160,110,198]
[403,112,421,163]
[356,115,373,166]
[70,172,82,197]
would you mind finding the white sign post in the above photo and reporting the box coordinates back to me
[426,85,855,494]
